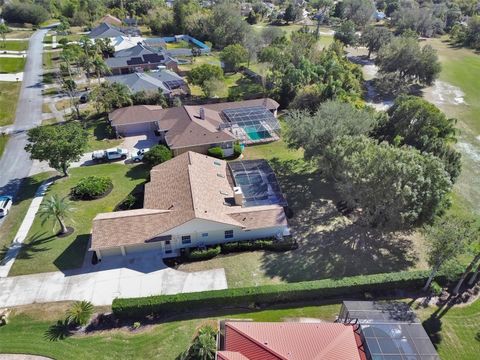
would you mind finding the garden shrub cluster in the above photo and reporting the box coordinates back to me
[207,146,224,159]
[70,176,113,200]
[186,246,221,261]
[112,270,461,319]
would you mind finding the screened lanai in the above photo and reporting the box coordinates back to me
[221,106,281,144]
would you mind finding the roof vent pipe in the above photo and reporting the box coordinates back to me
[199,107,205,120]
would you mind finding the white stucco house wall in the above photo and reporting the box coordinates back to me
[91,152,290,260]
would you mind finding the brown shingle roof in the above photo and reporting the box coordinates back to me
[108,99,279,149]
[109,105,163,125]
[90,152,288,251]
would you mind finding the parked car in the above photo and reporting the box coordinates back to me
[0,195,13,217]
[91,148,128,162]
[131,148,150,162]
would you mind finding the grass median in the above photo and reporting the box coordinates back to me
[0,57,26,73]
[0,81,21,126]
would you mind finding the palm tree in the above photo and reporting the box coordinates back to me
[92,56,110,85]
[66,301,94,326]
[191,325,217,360]
[39,195,73,235]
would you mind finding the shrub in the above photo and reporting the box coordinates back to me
[113,270,463,320]
[143,145,172,167]
[233,143,243,157]
[187,246,221,261]
[207,146,224,159]
[116,193,143,211]
[71,176,112,200]
[132,321,141,329]
[66,301,94,326]
[430,281,442,296]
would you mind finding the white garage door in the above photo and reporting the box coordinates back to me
[116,122,155,136]
[99,247,123,257]
[125,242,163,255]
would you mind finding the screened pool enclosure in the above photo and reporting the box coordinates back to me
[220,106,281,144]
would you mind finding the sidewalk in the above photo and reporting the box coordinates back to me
[0,179,54,277]
[0,73,23,82]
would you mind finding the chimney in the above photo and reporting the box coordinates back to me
[233,187,243,206]
[199,107,205,120]
[263,98,268,107]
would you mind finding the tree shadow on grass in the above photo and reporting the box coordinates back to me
[15,232,57,260]
[260,158,419,283]
[53,234,90,273]
[44,319,73,341]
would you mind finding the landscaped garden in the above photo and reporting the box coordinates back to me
[0,80,21,126]
[0,298,477,360]
[8,163,148,276]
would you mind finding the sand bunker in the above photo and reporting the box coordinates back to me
[428,81,466,106]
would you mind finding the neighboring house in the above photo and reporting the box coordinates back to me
[99,14,122,27]
[108,98,281,155]
[337,301,440,360]
[90,152,290,260]
[105,43,179,75]
[88,22,126,39]
[123,17,138,27]
[105,70,189,97]
[109,35,145,52]
[217,321,366,360]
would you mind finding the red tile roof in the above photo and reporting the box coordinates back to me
[223,322,363,360]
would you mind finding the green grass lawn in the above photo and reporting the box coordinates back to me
[423,38,480,215]
[0,299,477,360]
[0,172,54,264]
[0,81,22,126]
[177,139,428,287]
[84,116,123,151]
[43,50,61,70]
[6,30,33,39]
[0,301,341,360]
[0,40,29,51]
[0,57,26,73]
[417,298,480,359]
[9,164,149,276]
[0,133,8,157]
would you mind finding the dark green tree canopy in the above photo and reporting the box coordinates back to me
[285,100,378,159]
[376,36,441,87]
[324,135,452,229]
[375,95,461,181]
[25,123,88,177]
[360,25,393,58]
[220,44,248,72]
[334,20,358,46]
[143,145,173,167]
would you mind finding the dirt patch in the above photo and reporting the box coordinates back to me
[424,80,466,106]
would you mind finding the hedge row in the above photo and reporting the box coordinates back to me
[187,246,221,261]
[112,270,453,320]
[221,239,297,253]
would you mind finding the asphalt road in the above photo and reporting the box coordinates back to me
[0,28,51,229]
[0,28,49,197]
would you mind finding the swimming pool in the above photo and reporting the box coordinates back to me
[243,125,271,141]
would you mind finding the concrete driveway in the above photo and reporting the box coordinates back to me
[0,251,227,307]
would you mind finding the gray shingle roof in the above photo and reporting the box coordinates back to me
[88,22,126,39]
[105,71,185,94]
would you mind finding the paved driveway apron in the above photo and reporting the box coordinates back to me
[0,252,227,306]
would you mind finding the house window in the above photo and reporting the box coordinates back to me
[165,240,171,245]
[201,233,209,237]
[181,235,191,244]
[225,230,234,239]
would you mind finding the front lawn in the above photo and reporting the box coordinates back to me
[0,40,29,51]
[0,172,54,264]
[0,57,26,73]
[177,139,428,287]
[0,81,22,126]
[84,116,123,151]
[9,163,149,276]
[0,301,341,360]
